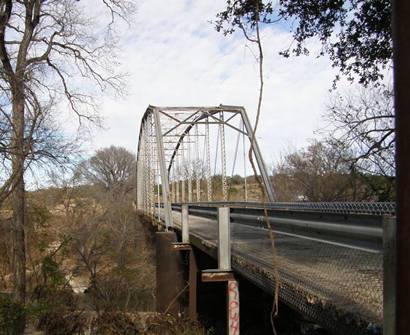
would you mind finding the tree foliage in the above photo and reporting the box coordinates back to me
[279,0,392,86]
[215,0,392,86]
[272,140,394,201]
[215,0,278,35]
[272,141,355,201]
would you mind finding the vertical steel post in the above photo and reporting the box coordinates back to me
[218,207,231,271]
[242,121,248,202]
[149,117,155,217]
[239,108,275,202]
[146,120,151,215]
[220,112,228,201]
[181,141,186,203]
[143,122,149,214]
[195,124,201,202]
[181,204,189,243]
[171,174,175,204]
[141,124,146,213]
[153,108,173,229]
[188,134,193,202]
[176,155,180,203]
[157,161,161,221]
[136,135,145,210]
[205,116,212,201]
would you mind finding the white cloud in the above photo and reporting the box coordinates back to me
[86,0,338,165]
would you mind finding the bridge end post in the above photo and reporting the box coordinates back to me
[238,107,275,202]
[152,108,173,230]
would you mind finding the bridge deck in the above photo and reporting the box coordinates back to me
[169,210,382,335]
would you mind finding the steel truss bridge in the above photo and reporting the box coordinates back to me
[136,105,395,335]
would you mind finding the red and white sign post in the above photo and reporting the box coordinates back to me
[227,280,240,335]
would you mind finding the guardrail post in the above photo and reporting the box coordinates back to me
[181,204,189,243]
[218,207,231,271]
[202,206,238,335]
[383,216,396,335]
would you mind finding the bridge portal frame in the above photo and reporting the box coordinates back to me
[136,105,275,229]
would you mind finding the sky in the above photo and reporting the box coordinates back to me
[84,0,338,165]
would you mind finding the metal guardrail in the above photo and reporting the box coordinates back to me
[154,201,396,333]
[171,202,393,252]
[177,201,396,216]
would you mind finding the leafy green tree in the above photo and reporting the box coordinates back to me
[279,0,391,86]
[215,0,392,86]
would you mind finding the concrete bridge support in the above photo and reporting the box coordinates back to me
[155,231,185,316]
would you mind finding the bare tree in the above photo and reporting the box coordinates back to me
[178,158,206,181]
[1,98,81,208]
[79,146,136,195]
[271,140,394,201]
[272,141,357,201]
[324,84,395,178]
[0,0,134,308]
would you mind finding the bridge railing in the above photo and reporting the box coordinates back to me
[180,204,232,271]
[137,105,396,334]
[171,201,394,252]
[165,201,395,335]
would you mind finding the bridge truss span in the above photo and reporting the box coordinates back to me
[136,105,395,335]
[136,105,274,228]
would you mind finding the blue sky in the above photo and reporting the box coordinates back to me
[81,0,338,165]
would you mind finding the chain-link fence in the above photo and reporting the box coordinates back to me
[170,203,389,335]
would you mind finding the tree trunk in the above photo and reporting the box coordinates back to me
[11,86,26,306]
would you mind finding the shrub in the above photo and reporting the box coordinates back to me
[0,295,25,335]
[39,310,86,335]
[90,312,139,335]
[143,314,207,335]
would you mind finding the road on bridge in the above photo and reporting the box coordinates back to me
[163,205,384,335]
